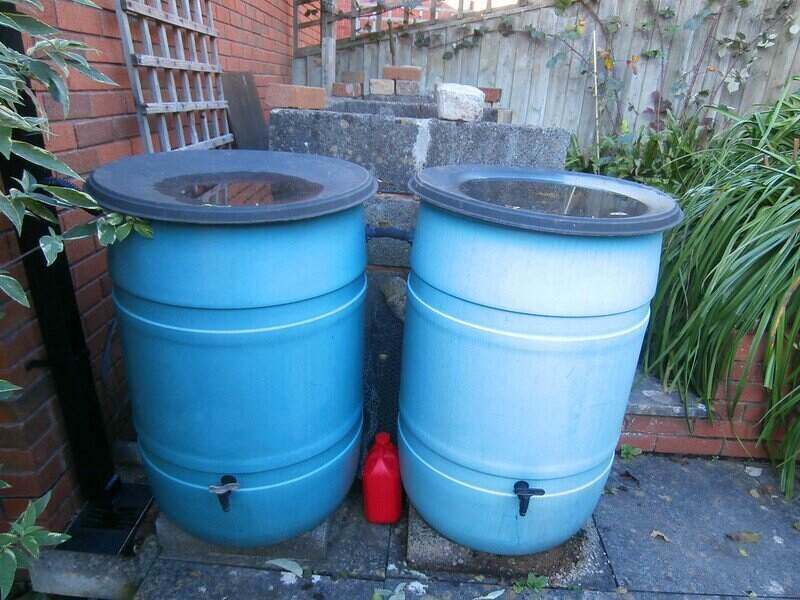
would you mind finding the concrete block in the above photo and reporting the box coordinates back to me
[406,506,589,579]
[479,86,502,103]
[436,83,485,121]
[265,83,326,110]
[156,513,329,561]
[332,82,363,97]
[396,80,421,96]
[31,537,159,600]
[340,70,365,84]
[496,107,513,123]
[268,109,570,193]
[383,65,423,81]
[369,78,395,95]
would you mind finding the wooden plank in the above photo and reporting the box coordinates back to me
[133,54,222,72]
[292,57,308,84]
[425,28,446,89]
[540,4,574,126]
[492,13,519,113]
[308,54,323,86]
[476,22,499,88]
[115,0,154,153]
[630,0,670,132]
[523,5,552,125]
[443,24,462,83]
[142,100,227,114]
[221,72,268,149]
[175,133,234,150]
[736,0,777,115]
[124,0,215,35]
[458,22,481,85]
[507,11,536,123]
[410,27,430,91]
[363,39,378,90]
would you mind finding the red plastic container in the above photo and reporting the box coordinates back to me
[362,432,402,524]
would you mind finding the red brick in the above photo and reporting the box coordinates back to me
[479,87,502,103]
[0,446,68,498]
[742,403,767,424]
[0,399,55,448]
[617,432,656,452]
[383,65,422,81]
[715,381,768,404]
[75,117,114,148]
[624,415,690,435]
[331,82,363,97]
[721,438,770,459]
[730,360,764,384]
[340,70,365,84]
[47,121,77,153]
[654,435,723,456]
[690,418,761,440]
[71,250,107,290]
[734,333,766,362]
[265,83,326,109]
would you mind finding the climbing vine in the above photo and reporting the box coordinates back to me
[409,0,797,136]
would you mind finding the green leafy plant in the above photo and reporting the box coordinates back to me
[512,572,548,594]
[619,444,643,461]
[643,81,800,495]
[0,475,69,599]
[0,0,152,398]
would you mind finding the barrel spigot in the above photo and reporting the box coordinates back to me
[513,481,545,516]
[209,475,240,512]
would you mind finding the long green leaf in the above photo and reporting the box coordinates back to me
[11,140,81,180]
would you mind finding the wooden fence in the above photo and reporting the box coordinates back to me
[292,0,800,146]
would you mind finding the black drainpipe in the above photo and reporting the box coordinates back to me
[0,8,118,505]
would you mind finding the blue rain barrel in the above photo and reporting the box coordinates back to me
[400,167,682,555]
[87,150,376,547]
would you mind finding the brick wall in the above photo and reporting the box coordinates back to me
[619,334,772,460]
[0,0,294,532]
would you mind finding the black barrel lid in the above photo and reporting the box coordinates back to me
[409,165,682,236]
[86,150,377,224]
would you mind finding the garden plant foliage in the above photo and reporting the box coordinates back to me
[569,79,800,495]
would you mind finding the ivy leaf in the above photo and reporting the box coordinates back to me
[96,219,116,246]
[0,12,57,37]
[0,548,17,600]
[0,195,26,233]
[65,54,116,86]
[0,271,29,307]
[62,221,97,240]
[11,140,82,181]
[133,220,153,238]
[546,50,566,69]
[0,379,21,401]
[0,127,10,159]
[115,221,133,242]
[37,184,99,210]
[39,228,64,266]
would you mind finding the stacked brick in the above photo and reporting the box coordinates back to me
[619,334,771,459]
[1,0,297,533]
[331,71,365,98]
[369,65,423,97]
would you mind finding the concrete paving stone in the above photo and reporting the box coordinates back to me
[135,559,626,599]
[594,454,800,597]
[156,513,330,561]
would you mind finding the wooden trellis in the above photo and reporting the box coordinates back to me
[115,0,234,152]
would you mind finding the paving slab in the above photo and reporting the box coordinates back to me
[135,559,625,599]
[157,513,329,561]
[594,454,800,597]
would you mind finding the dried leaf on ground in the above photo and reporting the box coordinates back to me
[726,531,761,543]
[265,558,303,578]
[650,530,671,542]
